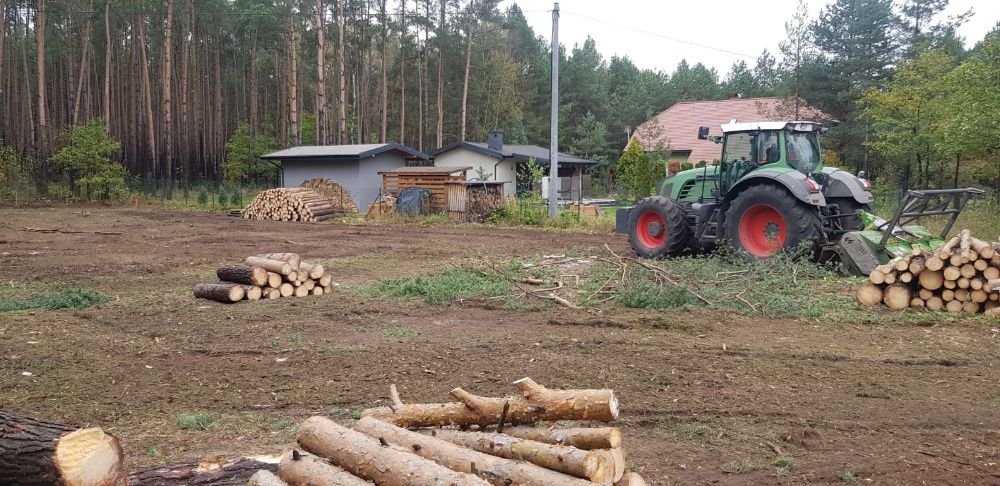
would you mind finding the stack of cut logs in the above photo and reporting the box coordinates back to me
[242,188,340,222]
[856,229,1000,314]
[300,177,359,213]
[194,252,332,303]
[247,377,647,486]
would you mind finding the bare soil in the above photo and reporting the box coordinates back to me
[2,207,999,485]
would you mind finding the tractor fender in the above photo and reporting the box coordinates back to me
[728,170,827,207]
[823,169,875,204]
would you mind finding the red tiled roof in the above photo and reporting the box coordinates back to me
[629,97,834,163]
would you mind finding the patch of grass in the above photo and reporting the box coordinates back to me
[145,445,160,457]
[269,419,294,431]
[361,266,511,305]
[352,326,368,333]
[616,281,695,309]
[176,413,216,431]
[842,470,858,483]
[0,288,108,312]
[626,463,640,473]
[675,422,713,439]
[772,455,795,473]
[721,459,755,474]
[383,326,420,338]
[287,335,304,347]
[350,408,365,420]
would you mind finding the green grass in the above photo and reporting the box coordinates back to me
[675,422,713,439]
[176,413,216,431]
[772,455,795,473]
[360,266,512,305]
[721,459,755,474]
[616,281,695,309]
[842,470,858,483]
[383,326,420,338]
[0,288,108,312]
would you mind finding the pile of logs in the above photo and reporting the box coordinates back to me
[300,177,359,213]
[246,377,647,486]
[856,229,1000,314]
[242,188,340,222]
[194,252,332,303]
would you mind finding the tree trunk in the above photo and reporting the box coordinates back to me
[162,0,175,186]
[244,257,294,275]
[398,1,406,144]
[0,0,5,102]
[276,450,371,486]
[855,283,882,306]
[128,457,277,486]
[103,0,110,128]
[288,13,299,145]
[459,0,474,141]
[71,0,93,125]
[354,417,594,486]
[35,0,47,155]
[217,265,269,286]
[362,378,619,427]
[296,416,487,486]
[316,0,327,145]
[436,0,444,147]
[138,17,157,173]
[180,0,193,180]
[254,252,302,268]
[419,429,614,483]
[496,426,623,450]
[0,411,126,486]
[379,0,387,142]
[337,0,347,143]
[193,283,246,303]
[882,283,911,311]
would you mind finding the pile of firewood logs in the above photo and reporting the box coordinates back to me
[247,377,646,486]
[194,252,331,303]
[300,177,359,213]
[242,188,340,222]
[856,229,1000,314]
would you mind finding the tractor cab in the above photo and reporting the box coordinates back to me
[711,121,825,194]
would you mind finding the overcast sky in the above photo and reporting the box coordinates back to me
[503,0,999,75]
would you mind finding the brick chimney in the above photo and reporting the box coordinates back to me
[487,130,504,151]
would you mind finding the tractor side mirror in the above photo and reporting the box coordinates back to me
[697,126,710,140]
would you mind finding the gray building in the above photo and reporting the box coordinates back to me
[261,144,429,208]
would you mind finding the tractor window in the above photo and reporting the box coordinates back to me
[785,132,821,173]
[757,132,780,164]
[722,133,753,164]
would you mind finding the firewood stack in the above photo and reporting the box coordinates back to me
[300,177,359,213]
[242,188,341,222]
[194,252,332,303]
[856,229,1000,314]
[245,377,648,486]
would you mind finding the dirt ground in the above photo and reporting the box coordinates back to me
[2,207,999,485]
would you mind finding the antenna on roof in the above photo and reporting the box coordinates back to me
[729,118,737,124]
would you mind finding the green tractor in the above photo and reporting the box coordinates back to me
[615,121,982,275]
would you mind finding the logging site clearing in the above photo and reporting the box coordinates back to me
[2,207,1000,484]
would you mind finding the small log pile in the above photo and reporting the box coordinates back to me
[194,252,332,303]
[242,377,647,486]
[300,177,359,213]
[242,188,340,222]
[856,229,1000,314]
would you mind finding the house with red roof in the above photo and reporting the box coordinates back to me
[629,97,833,164]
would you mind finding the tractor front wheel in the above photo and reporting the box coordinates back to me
[725,185,821,258]
[627,196,691,259]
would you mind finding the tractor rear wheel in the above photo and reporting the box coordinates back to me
[725,184,821,258]
[831,198,870,231]
[627,196,691,259]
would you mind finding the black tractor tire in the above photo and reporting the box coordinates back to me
[831,197,870,231]
[627,196,692,259]
[724,184,822,259]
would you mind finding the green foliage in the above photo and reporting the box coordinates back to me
[0,144,37,201]
[616,139,664,201]
[176,413,216,431]
[721,459,755,474]
[50,119,128,201]
[217,187,228,207]
[0,288,108,313]
[772,455,795,473]
[222,123,278,185]
[361,267,512,305]
[230,191,242,207]
[197,189,209,205]
[46,182,75,202]
[842,470,858,483]
[383,326,421,338]
[616,281,694,309]
[490,195,548,226]
[299,113,317,146]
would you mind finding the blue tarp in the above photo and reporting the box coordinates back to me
[396,188,430,216]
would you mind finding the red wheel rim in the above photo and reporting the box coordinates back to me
[636,211,666,249]
[738,204,786,257]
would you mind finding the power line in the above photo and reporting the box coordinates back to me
[560,10,755,60]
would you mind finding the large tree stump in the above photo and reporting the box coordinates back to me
[216,265,267,286]
[0,411,126,486]
[354,417,594,486]
[296,416,487,486]
[128,456,277,486]
[362,377,618,427]
[420,429,614,483]
[193,283,245,303]
[496,426,622,450]
[276,450,371,486]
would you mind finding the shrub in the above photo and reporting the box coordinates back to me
[230,191,242,207]
[197,189,209,205]
[47,182,75,202]
[49,119,127,201]
[218,187,228,207]
[616,140,664,201]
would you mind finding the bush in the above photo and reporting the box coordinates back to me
[197,190,209,205]
[218,187,228,207]
[616,139,664,201]
[489,195,548,226]
[49,119,128,201]
[47,182,75,202]
[230,191,242,207]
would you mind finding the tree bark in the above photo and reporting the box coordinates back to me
[193,283,246,303]
[179,0,193,179]
[436,0,445,147]
[245,257,293,275]
[255,253,301,269]
[496,426,623,450]
[459,0,474,141]
[362,377,619,427]
[35,0,47,155]
[419,428,614,483]
[217,265,268,286]
[248,470,288,486]
[0,411,126,486]
[296,416,487,486]
[398,1,406,144]
[337,0,347,143]
[276,450,371,486]
[128,457,277,486]
[379,0,387,142]
[289,13,299,145]
[354,417,594,486]
[316,0,327,145]
[71,0,93,125]
[162,0,175,185]
[0,0,5,102]
[137,16,157,172]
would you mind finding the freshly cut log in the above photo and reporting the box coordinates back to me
[296,416,487,486]
[855,283,883,307]
[893,257,909,272]
[497,426,623,450]
[955,289,970,302]
[615,472,648,486]
[918,270,944,290]
[418,428,614,483]
[942,289,956,301]
[918,288,934,301]
[599,448,626,482]
[908,257,926,275]
[991,291,1000,301]
[899,272,913,283]
[245,257,293,276]
[0,412,126,486]
[910,298,925,308]
[353,417,594,486]
[883,272,897,284]
[293,286,309,297]
[943,266,961,281]
[319,274,333,287]
[311,287,324,296]
[989,279,1000,291]
[216,265,267,286]
[984,267,999,281]
[925,255,944,271]
[194,283,245,303]
[943,279,957,289]
[278,283,294,298]
[962,301,980,313]
[946,300,963,313]
[939,235,961,256]
[960,264,976,278]
[266,272,283,288]
[974,259,990,271]
[299,262,325,279]
[303,279,315,291]
[286,271,299,283]
[957,277,970,289]
[949,254,963,267]
[362,377,618,427]
[266,288,281,299]
[868,268,886,285]
[987,302,1000,315]
[882,284,911,311]
[249,470,289,486]
[241,285,263,301]
[276,451,371,486]
[926,296,944,311]
[972,289,989,304]
[128,456,277,486]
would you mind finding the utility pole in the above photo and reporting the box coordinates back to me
[548,2,560,219]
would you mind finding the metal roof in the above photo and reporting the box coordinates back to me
[429,142,597,165]
[261,143,429,161]
[720,121,824,133]
[378,166,472,175]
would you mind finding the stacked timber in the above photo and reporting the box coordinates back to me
[856,229,1000,314]
[300,177,359,213]
[193,252,332,303]
[242,188,340,222]
[243,377,647,486]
